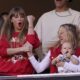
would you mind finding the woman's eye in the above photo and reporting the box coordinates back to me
[69,48,72,49]
[60,32,64,35]
[20,15,24,18]
[14,16,18,18]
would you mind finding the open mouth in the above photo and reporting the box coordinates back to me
[66,51,68,54]
[18,22,22,27]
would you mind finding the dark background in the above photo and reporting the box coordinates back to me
[0,0,80,22]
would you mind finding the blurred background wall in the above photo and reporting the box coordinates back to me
[0,0,80,22]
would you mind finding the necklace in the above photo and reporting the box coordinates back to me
[55,9,72,17]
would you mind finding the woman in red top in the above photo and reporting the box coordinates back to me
[26,24,80,73]
[0,7,40,75]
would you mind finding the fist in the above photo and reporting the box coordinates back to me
[27,15,35,24]
[23,41,33,52]
[66,52,72,59]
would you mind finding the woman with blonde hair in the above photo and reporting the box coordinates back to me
[0,7,40,75]
[27,23,80,73]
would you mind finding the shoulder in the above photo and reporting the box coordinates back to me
[0,35,9,46]
[72,55,78,59]
[42,10,54,16]
[40,10,54,19]
[70,8,80,16]
[0,35,7,41]
[50,47,61,58]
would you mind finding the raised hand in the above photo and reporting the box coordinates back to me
[27,15,35,27]
[65,52,72,59]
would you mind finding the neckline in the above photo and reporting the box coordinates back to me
[12,32,20,37]
[54,8,72,17]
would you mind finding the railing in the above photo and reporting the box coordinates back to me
[0,73,80,80]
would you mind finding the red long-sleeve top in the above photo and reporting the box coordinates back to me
[0,32,40,75]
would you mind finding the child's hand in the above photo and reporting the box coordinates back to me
[66,52,72,59]
[56,61,65,67]
[22,41,33,52]
[52,57,60,65]
[70,56,79,65]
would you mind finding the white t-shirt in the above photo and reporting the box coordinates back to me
[35,8,80,54]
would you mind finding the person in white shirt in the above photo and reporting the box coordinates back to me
[35,0,80,60]
[26,24,80,73]
[52,41,79,73]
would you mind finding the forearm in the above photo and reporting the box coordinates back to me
[28,51,50,73]
[27,15,35,34]
[28,55,42,73]
[70,56,79,65]
[7,47,23,55]
[63,62,78,72]
[28,25,34,34]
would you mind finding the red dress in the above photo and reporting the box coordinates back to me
[50,47,80,73]
[0,32,40,75]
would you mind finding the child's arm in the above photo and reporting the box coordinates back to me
[70,55,79,65]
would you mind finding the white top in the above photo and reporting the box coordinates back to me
[28,51,79,73]
[35,8,80,54]
[57,54,79,73]
[63,56,80,72]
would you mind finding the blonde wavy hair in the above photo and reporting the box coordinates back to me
[50,24,80,49]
